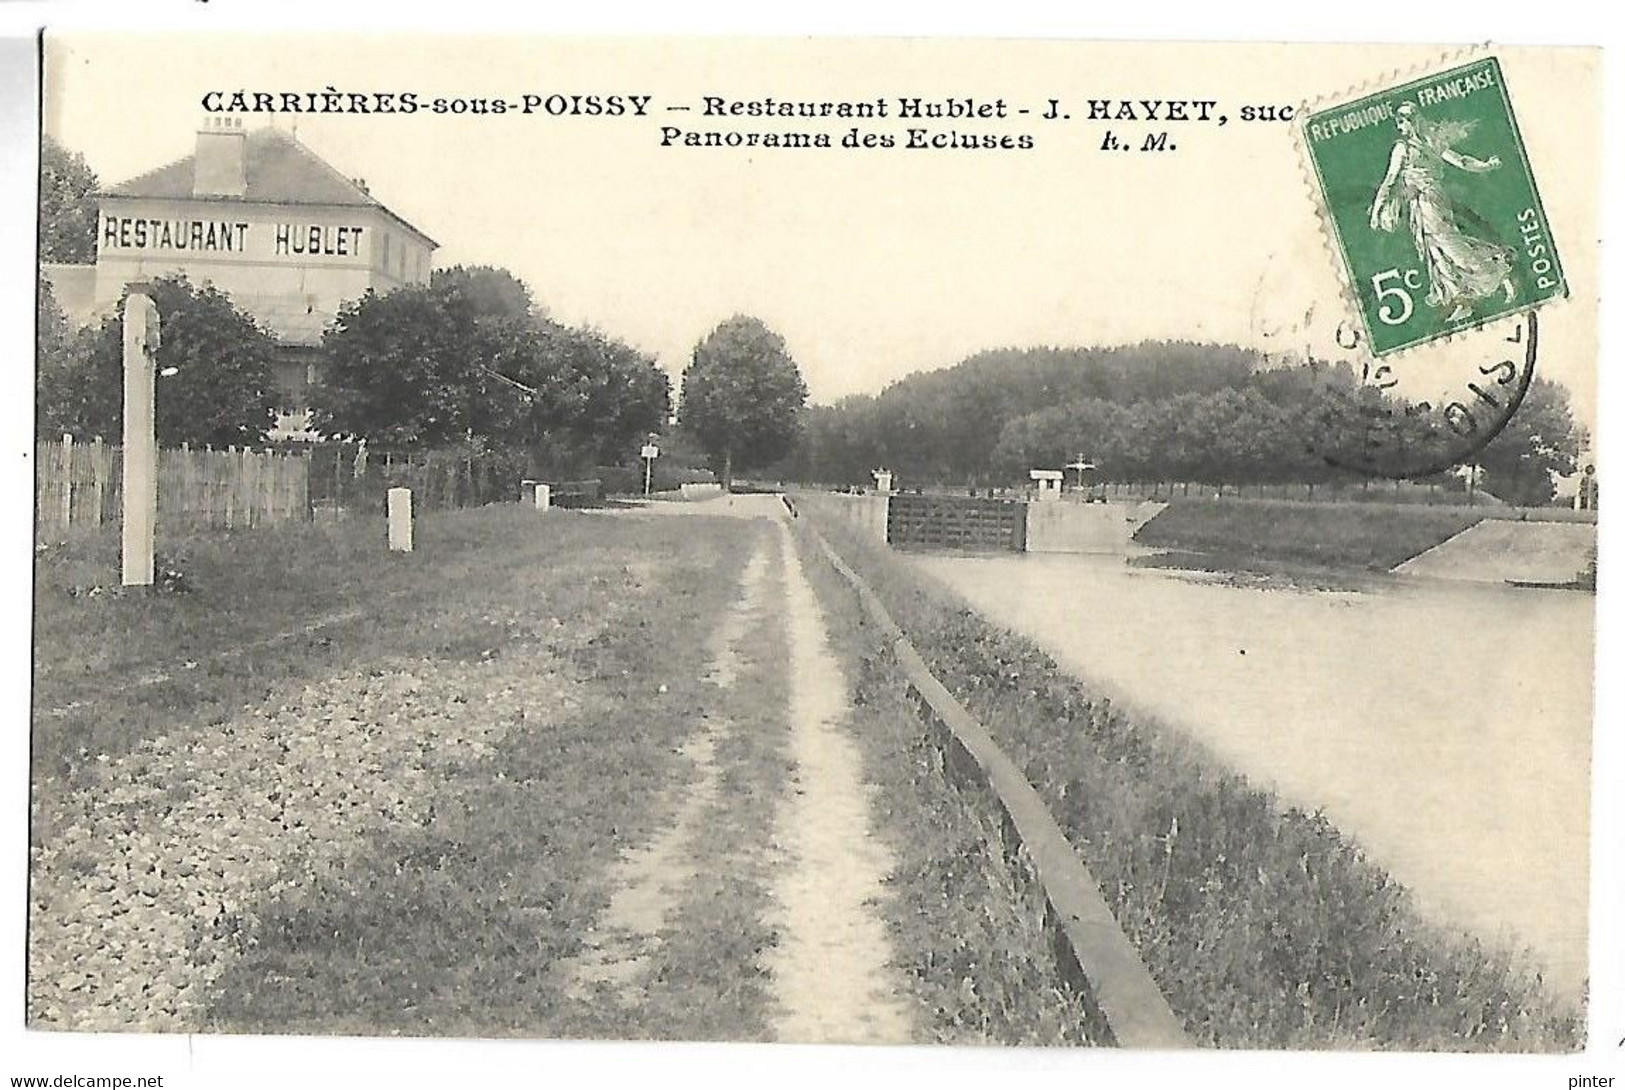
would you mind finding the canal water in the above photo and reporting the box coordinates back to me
[909,552,1593,1000]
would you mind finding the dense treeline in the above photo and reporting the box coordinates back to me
[314,265,670,474]
[786,343,1260,485]
[37,264,672,478]
[787,343,1347,485]
[782,342,1582,505]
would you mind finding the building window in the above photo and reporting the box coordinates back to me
[380,232,391,272]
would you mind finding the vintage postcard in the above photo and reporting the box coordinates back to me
[26,31,1602,1066]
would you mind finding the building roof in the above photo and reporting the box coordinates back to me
[103,127,436,246]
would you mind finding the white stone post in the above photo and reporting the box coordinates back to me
[534,483,551,511]
[121,290,160,587]
[387,487,414,551]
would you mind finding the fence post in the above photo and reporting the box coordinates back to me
[90,439,107,526]
[59,433,73,533]
[225,445,237,529]
[244,447,258,528]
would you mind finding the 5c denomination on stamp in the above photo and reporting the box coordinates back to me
[1303,57,1566,356]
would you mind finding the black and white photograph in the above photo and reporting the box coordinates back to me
[5,16,1619,1088]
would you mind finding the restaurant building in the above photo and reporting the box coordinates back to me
[45,118,437,436]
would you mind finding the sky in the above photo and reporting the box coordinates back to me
[43,36,1601,432]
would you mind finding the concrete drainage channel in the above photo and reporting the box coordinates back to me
[810,529,1191,1050]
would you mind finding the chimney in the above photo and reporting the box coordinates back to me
[193,117,246,198]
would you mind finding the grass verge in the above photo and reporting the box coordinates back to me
[1134,498,1483,572]
[29,506,758,1033]
[791,522,1101,1045]
[802,500,1581,1051]
[199,514,756,1037]
[32,506,676,782]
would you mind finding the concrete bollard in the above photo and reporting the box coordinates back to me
[387,487,413,552]
[534,483,551,511]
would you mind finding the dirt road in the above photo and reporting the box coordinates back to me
[560,495,914,1041]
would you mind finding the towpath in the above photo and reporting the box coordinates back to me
[562,494,914,1042]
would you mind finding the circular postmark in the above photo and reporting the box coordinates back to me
[1307,311,1537,479]
[1245,230,1540,481]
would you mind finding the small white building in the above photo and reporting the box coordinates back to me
[1030,468,1064,501]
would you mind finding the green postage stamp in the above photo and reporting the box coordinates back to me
[1303,57,1566,355]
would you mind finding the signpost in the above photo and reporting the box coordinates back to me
[121,288,160,587]
[1577,464,1598,512]
[641,435,660,497]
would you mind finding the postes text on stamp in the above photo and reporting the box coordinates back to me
[1303,57,1566,356]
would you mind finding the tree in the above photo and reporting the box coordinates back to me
[1476,377,1582,505]
[41,275,280,446]
[992,398,1126,478]
[542,326,669,465]
[680,316,807,488]
[314,280,529,446]
[778,340,1583,497]
[40,136,99,265]
[35,278,95,439]
[431,264,539,322]
[316,270,668,468]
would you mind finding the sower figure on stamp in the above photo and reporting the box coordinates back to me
[1369,102,1517,323]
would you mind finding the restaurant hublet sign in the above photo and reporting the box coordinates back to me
[99,213,369,261]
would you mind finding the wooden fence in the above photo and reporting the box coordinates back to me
[36,437,310,540]
[303,444,531,517]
